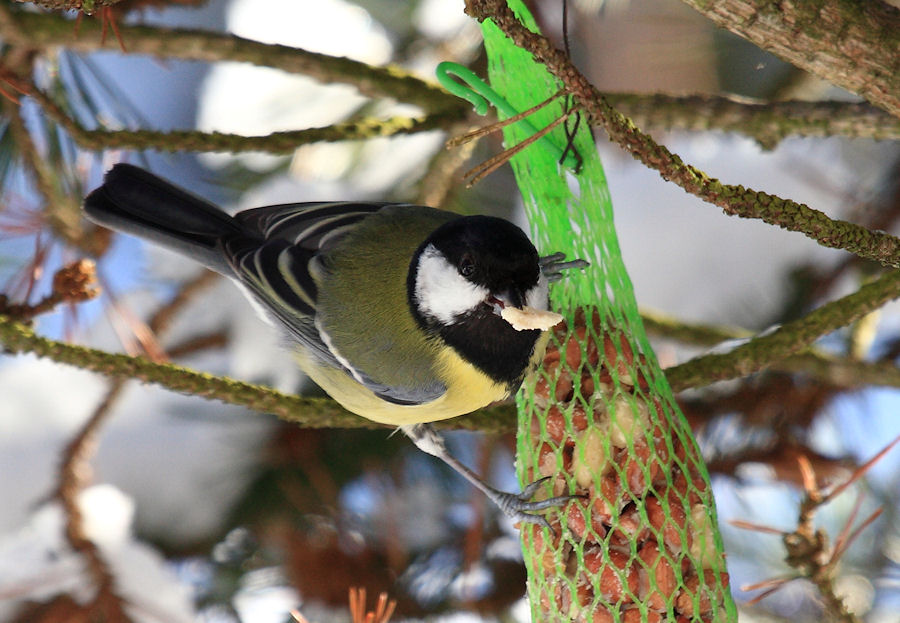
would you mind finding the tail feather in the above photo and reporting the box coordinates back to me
[84,163,242,273]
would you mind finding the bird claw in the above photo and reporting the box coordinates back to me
[519,475,551,499]
[539,252,589,282]
[490,476,577,530]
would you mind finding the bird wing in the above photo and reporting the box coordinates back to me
[234,201,392,252]
[221,202,447,406]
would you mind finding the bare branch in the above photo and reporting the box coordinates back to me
[32,86,464,152]
[0,5,465,115]
[666,270,900,390]
[0,314,516,433]
[57,379,131,623]
[605,94,900,148]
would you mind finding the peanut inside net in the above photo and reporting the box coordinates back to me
[520,309,730,621]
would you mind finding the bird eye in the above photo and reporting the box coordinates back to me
[458,256,475,277]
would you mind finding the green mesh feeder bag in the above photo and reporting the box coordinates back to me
[460,4,739,622]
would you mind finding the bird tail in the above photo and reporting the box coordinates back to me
[83,163,242,274]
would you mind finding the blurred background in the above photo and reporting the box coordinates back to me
[1,0,899,621]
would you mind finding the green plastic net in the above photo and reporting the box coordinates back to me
[476,4,738,622]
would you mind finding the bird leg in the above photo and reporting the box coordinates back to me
[402,423,572,530]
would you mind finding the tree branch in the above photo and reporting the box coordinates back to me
[665,270,900,391]
[605,94,900,149]
[465,0,900,268]
[0,6,465,116]
[771,351,900,388]
[640,307,753,346]
[22,0,123,11]
[9,274,900,443]
[678,0,900,118]
[0,314,516,433]
[0,314,375,428]
[8,295,900,441]
[643,307,900,389]
[31,86,463,153]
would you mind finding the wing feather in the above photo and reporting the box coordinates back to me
[235,202,392,248]
[223,202,445,406]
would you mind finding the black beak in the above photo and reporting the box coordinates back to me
[488,289,526,315]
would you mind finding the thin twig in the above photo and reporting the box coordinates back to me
[446,89,564,147]
[462,111,570,186]
[50,266,243,621]
[146,270,219,337]
[57,379,131,623]
[3,96,99,256]
[734,436,900,621]
[0,259,100,321]
[415,120,480,208]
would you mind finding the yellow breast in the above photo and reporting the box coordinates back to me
[295,332,548,426]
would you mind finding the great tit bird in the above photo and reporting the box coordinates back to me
[84,163,586,527]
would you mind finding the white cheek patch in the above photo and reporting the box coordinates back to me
[525,274,550,311]
[415,245,489,324]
